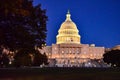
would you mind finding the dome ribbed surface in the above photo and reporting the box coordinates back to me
[56,11,80,44]
[60,20,78,30]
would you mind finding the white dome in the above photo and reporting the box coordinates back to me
[56,10,80,44]
[60,20,78,30]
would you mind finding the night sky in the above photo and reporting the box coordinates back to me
[33,0,120,48]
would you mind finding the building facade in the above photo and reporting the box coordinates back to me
[43,11,105,67]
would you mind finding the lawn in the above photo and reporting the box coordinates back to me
[0,67,120,80]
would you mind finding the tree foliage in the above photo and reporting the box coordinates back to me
[0,54,9,67]
[13,49,32,67]
[103,50,120,67]
[0,0,48,67]
[14,50,48,67]
[33,51,48,66]
[0,0,47,51]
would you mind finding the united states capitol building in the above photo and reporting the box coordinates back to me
[41,11,105,67]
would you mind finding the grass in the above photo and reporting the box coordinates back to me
[0,67,120,80]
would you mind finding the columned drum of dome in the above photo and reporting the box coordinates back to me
[56,11,81,44]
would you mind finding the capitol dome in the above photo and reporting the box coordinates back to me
[56,10,80,44]
[60,19,78,30]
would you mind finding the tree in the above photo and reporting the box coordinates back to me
[103,50,120,67]
[13,49,32,67]
[0,54,9,67]
[0,0,47,52]
[42,52,49,65]
[33,51,48,66]
[0,0,48,67]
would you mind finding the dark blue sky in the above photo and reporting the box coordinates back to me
[34,0,120,48]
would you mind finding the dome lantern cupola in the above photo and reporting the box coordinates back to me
[66,10,71,21]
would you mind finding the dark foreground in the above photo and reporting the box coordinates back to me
[0,67,120,80]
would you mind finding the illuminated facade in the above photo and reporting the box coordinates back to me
[42,11,105,67]
[112,45,120,50]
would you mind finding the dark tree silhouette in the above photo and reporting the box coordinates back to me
[103,50,120,67]
[0,0,48,67]
[0,0,47,51]
[13,48,33,67]
[0,54,9,67]
[42,52,49,65]
[33,51,48,66]
[33,51,43,66]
